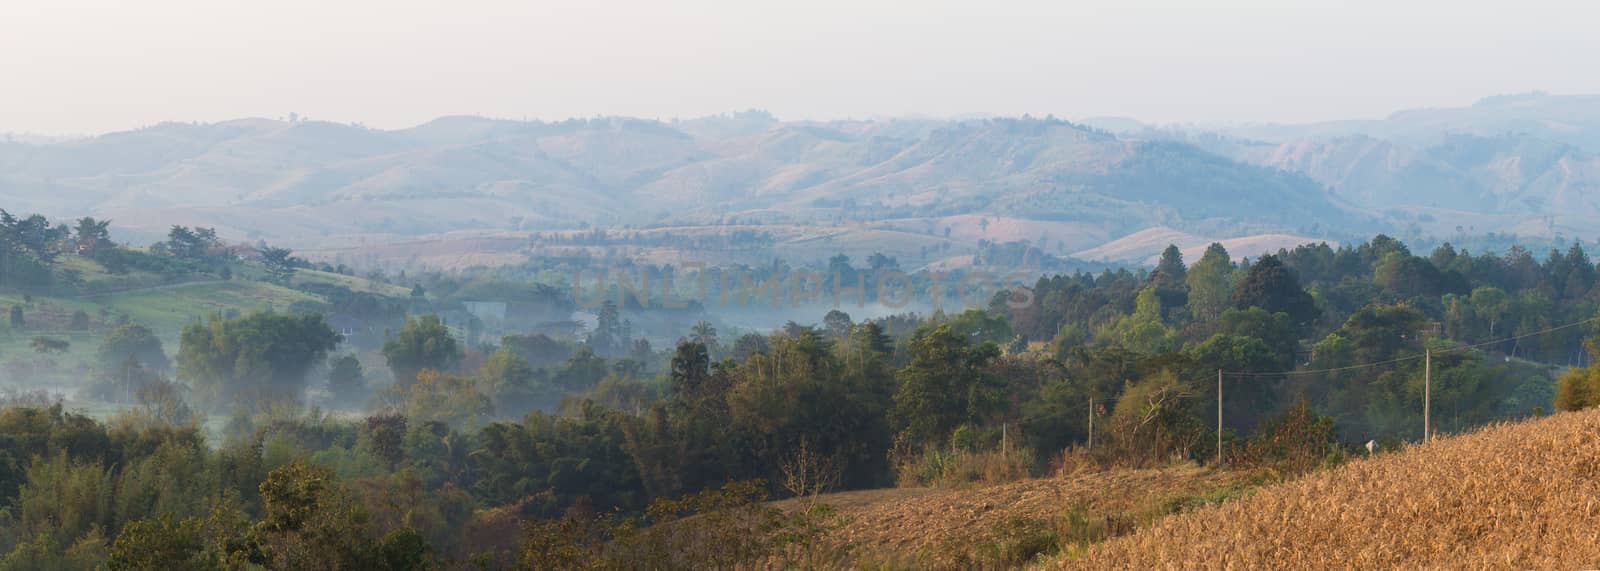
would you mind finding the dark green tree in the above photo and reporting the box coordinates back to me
[326,354,367,407]
[890,324,1002,447]
[1232,254,1319,328]
[382,315,461,386]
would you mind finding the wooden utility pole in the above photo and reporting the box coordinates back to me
[1087,394,1094,452]
[1424,349,1431,442]
[1217,369,1223,465]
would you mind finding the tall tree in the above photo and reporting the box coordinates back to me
[326,354,367,407]
[1153,244,1187,288]
[1232,254,1319,328]
[73,217,112,255]
[890,324,1002,447]
[1470,287,1510,339]
[1185,243,1235,321]
[382,315,461,386]
[259,245,299,284]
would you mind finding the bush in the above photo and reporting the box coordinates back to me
[892,445,1033,488]
[1554,366,1600,412]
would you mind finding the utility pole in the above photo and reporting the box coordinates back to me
[1087,394,1094,452]
[1424,349,1431,442]
[1217,369,1223,465]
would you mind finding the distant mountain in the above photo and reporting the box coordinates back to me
[1132,93,1600,241]
[1213,93,1600,152]
[15,95,1600,265]
[0,115,1362,251]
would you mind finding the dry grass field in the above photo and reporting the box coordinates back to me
[1064,409,1600,569]
[769,465,1250,567]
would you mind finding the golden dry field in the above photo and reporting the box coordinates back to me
[769,465,1249,567]
[1064,409,1600,569]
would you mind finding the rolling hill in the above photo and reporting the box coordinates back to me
[0,115,1359,259]
[14,95,1600,268]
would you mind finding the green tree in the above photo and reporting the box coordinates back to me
[326,354,367,407]
[890,324,1002,447]
[1232,254,1319,328]
[97,324,170,373]
[382,315,461,386]
[481,347,543,417]
[1185,243,1234,321]
[690,321,719,349]
[106,515,219,571]
[1470,286,1510,339]
[250,461,409,569]
[259,245,298,284]
[73,217,112,255]
[177,311,341,406]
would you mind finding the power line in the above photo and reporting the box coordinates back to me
[1221,315,1600,378]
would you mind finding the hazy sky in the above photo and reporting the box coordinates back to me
[2,0,1595,135]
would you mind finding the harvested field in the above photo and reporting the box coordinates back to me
[775,465,1247,562]
[1066,409,1600,569]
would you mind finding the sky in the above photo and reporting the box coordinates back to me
[1,0,1596,135]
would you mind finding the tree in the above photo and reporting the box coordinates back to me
[690,321,718,349]
[69,310,90,331]
[326,355,367,407]
[587,300,625,356]
[106,515,218,571]
[481,347,543,417]
[1185,243,1234,321]
[1556,364,1600,412]
[259,245,299,284]
[890,324,1002,447]
[251,461,408,569]
[29,336,69,355]
[823,310,853,340]
[1232,254,1319,328]
[97,323,170,373]
[1470,286,1510,339]
[402,369,494,428]
[178,311,341,406]
[73,217,112,255]
[382,315,461,386]
[1153,244,1187,288]
[729,333,769,362]
[163,226,220,260]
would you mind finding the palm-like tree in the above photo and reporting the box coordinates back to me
[691,320,718,348]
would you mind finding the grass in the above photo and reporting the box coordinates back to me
[95,280,321,336]
[0,273,368,390]
[1065,408,1600,569]
[292,269,412,297]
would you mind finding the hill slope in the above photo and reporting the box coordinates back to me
[768,466,1247,566]
[1066,409,1600,569]
[0,117,1356,249]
